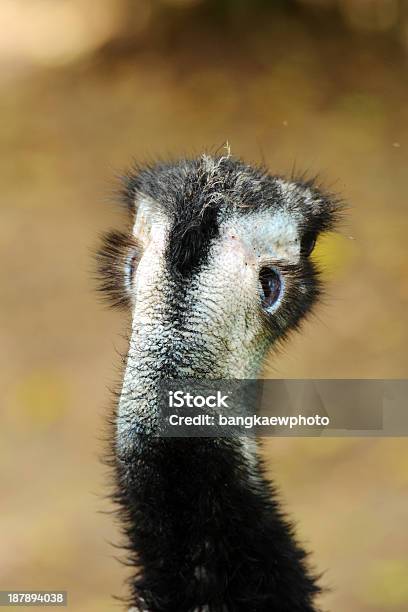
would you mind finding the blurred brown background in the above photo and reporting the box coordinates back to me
[1,1,408,610]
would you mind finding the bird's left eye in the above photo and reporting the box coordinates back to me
[259,267,282,310]
[127,250,139,284]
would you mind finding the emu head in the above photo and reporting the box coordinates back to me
[99,155,339,434]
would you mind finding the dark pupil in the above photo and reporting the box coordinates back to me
[259,267,281,308]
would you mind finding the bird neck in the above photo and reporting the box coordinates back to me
[114,305,319,611]
[115,372,320,612]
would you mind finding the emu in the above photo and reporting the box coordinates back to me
[98,154,340,612]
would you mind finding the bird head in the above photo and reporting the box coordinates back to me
[99,155,340,383]
[98,154,342,448]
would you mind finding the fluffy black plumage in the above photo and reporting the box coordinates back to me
[98,155,342,612]
[114,437,321,612]
[121,157,340,280]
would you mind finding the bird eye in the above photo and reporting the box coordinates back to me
[259,267,282,310]
[127,251,139,284]
[301,231,317,257]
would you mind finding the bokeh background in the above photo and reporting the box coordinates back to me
[1,1,408,610]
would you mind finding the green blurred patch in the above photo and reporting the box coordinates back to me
[337,93,385,120]
[313,232,356,280]
[361,559,408,608]
[380,439,408,487]
[14,370,68,428]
